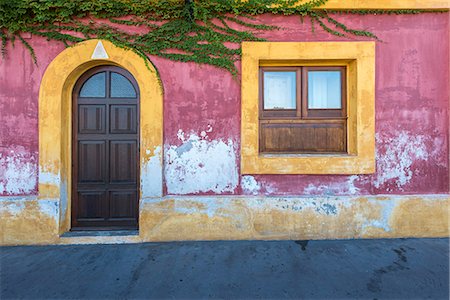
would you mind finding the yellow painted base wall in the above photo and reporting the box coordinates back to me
[1,195,448,245]
[0,198,59,245]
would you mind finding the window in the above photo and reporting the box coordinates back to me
[259,66,347,154]
[241,41,375,174]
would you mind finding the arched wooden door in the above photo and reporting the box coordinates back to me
[72,66,140,230]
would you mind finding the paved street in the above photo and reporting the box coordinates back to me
[1,238,448,299]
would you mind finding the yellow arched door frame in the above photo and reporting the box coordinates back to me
[38,40,163,234]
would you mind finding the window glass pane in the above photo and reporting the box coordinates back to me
[79,72,106,98]
[111,72,137,98]
[308,71,341,109]
[263,71,296,109]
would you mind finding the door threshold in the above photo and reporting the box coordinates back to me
[62,230,139,238]
[59,230,142,245]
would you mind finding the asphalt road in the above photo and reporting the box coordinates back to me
[1,238,448,299]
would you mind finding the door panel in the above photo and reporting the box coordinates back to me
[77,192,106,220]
[78,105,106,134]
[78,141,106,183]
[110,141,137,183]
[110,105,137,133]
[110,191,137,219]
[72,66,140,230]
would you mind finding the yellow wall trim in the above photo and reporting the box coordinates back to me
[1,194,448,245]
[239,0,449,10]
[38,39,164,234]
[311,0,450,10]
[241,41,376,175]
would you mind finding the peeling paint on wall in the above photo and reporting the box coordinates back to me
[431,136,447,168]
[304,175,361,196]
[141,146,163,198]
[362,199,397,232]
[0,198,59,220]
[37,199,60,219]
[0,14,448,204]
[38,169,60,186]
[165,129,238,194]
[0,197,59,244]
[0,194,448,245]
[254,197,351,215]
[0,150,37,195]
[374,131,430,189]
[241,176,261,195]
[0,13,449,245]
[138,194,448,243]
[0,198,26,216]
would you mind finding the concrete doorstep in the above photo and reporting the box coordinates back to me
[1,238,449,299]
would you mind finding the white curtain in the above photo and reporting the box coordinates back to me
[308,71,341,109]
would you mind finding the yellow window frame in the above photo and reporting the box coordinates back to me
[241,41,376,174]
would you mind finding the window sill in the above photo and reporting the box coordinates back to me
[242,154,375,175]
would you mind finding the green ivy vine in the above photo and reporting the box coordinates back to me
[0,0,440,75]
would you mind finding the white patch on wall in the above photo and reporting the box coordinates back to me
[0,151,37,195]
[0,198,59,220]
[39,168,60,185]
[177,129,186,142]
[59,180,68,224]
[246,196,353,216]
[431,137,447,168]
[303,175,361,196]
[362,199,396,232]
[374,131,429,189]
[38,199,60,219]
[91,41,109,59]
[141,146,163,198]
[264,184,278,195]
[241,176,261,195]
[165,130,238,194]
[0,199,26,216]
[347,175,360,194]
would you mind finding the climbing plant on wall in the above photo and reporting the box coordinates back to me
[0,0,437,75]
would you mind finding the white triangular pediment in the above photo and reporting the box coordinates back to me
[91,41,109,59]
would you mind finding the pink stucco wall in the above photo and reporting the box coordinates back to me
[0,13,448,197]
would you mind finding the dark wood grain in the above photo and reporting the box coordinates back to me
[260,121,346,153]
[72,66,140,230]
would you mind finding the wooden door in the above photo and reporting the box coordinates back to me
[72,66,139,230]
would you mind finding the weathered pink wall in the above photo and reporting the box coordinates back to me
[0,13,448,197]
